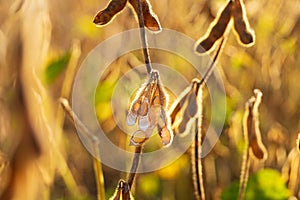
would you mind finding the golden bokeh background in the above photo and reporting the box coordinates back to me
[0,0,299,199]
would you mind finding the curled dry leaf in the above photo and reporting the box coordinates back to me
[128,0,161,32]
[93,0,127,25]
[195,0,233,53]
[232,0,255,46]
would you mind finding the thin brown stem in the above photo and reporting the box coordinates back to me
[136,0,152,74]
[190,36,225,200]
[124,0,154,193]
[59,98,105,200]
[192,118,206,200]
[127,145,143,188]
[239,98,254,200]
[239,147,251,200]
[198,37,225,87]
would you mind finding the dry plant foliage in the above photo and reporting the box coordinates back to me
[1,0,299,199]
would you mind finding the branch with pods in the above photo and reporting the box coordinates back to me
[88,0,265,199]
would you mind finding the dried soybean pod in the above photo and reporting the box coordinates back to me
[138,100,150,131]
[158,125,173,146]
[195,0,233,53]
[169,83,195,134]
[177,108,191,134]
[157,109,173,146]
[121,182,132,200]
[110,180,132,200]
[130,130,147,146]
[157,79,167,107]
[187,80,200,118]
[129,0,161,32]
[232,0,255,45]
[151,88,161,106]
[169,93,188,125]
[93,0,127,26]
[250,90,267,160]
[245,90,267,160]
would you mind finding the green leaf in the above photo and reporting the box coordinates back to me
[221,169,291,200]
[45,52,71,84]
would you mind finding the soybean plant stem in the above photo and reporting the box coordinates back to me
[192,118,206,200]
[136,0,152,74]
[59,98,105,200]
[127,145,143,188]
[198,38,225,87]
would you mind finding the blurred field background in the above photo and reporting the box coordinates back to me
[0,0,300,199]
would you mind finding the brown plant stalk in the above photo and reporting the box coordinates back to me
[192,38,225,200]
[136,0,153,74]
[113,0,158,197]
[191,118,205,200]
[127,145,143,188]
[168,37,225,200]
[59,98,105,200]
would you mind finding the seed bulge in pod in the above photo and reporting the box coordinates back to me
[126,112,137,126]
[130,130,147,146]
[138,115,150,131]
